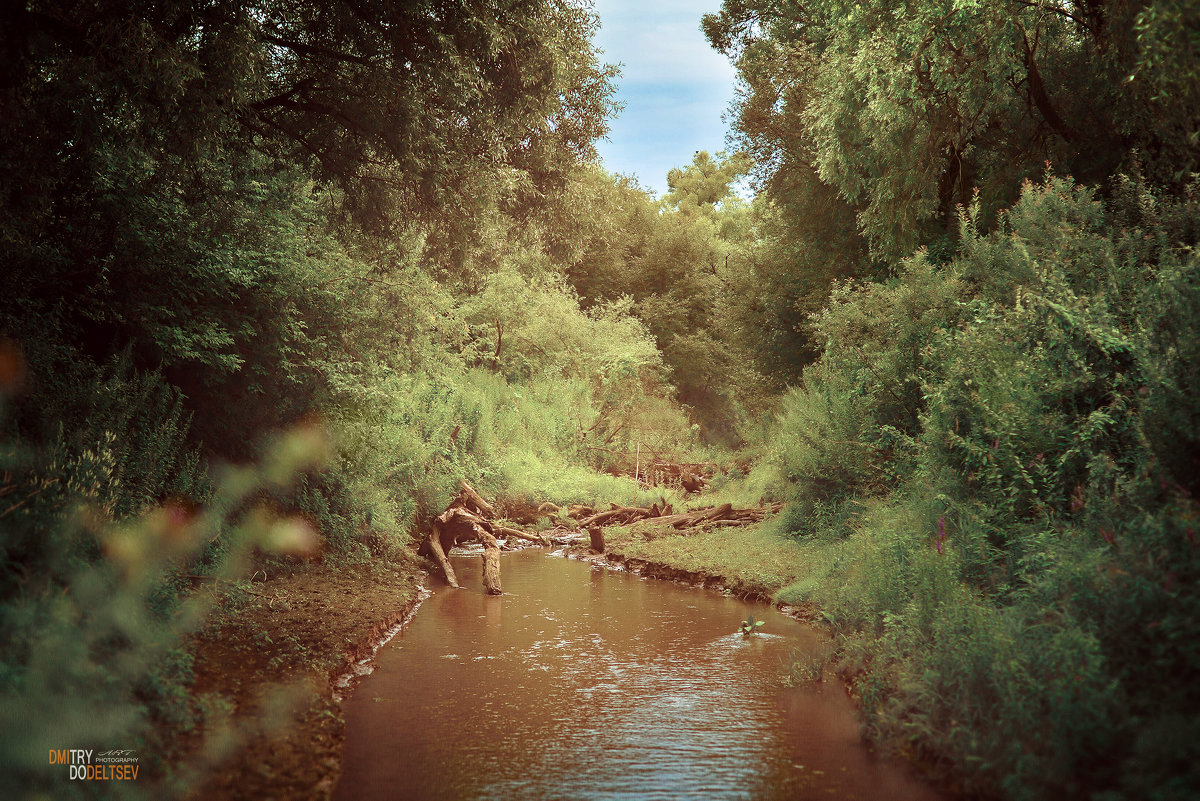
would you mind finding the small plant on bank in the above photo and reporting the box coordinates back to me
[740,614,766,636]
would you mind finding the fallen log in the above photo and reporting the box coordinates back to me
[424,487,555,592]
[697,502,733,523]
[577,505,645,527]
[621,509,705,528]
[456,480,495,517]
[623,502,769,532]
[493,524,550,546]
[427,496,499,592]
[422,484,777,591]
[576,499,682,528]
[439,508,503,595]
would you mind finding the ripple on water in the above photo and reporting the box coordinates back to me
[334,550,948,801]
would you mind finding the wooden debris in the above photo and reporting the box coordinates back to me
[425,525,458,589]
[479,529,502,595]
[636,461,713,493]
[423,481,550,593]
[456,480,494,517]
[493,524,548,545]
[566,504,595,519]
[570,500,779,533]
[418,480,782,593]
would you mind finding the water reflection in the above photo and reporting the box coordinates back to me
[335,550,945,801]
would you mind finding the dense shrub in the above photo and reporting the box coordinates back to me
[767,175,1200,799]
[0,363,330,797]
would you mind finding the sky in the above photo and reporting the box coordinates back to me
[590,0,738,198]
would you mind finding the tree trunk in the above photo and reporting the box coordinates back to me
[426,526,459,589]
[458,480,495,517]
[494,524,549,545]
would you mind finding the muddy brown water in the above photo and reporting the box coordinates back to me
[335,549,946,801]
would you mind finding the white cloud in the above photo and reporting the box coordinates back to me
[589,0,737,195]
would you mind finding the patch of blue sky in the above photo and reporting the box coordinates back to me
[590,0,737,198]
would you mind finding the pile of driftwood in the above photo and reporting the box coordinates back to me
[585,446,714,494]
[566,500,779,531]
[420,482,548,595]
[421,482,780,595]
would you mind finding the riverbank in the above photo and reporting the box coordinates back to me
[576,520,811,607]
[173,556,426,800]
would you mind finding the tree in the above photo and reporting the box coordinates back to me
[664,150,753,211]
[551,156,767,442]
[704,0,1200,261]
[0,0,617,459]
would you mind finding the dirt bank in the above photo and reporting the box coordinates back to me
[564,538,818,624]
[175,556,427,800]
[564,525,825,623]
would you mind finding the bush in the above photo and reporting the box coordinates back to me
[759,174,1200,800]
[1,389,329,798]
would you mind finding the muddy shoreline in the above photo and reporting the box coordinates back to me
[330,584,431,702]
[561,543,819,624]
[179,558,428,801]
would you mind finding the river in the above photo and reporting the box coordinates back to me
[334,549,945,800]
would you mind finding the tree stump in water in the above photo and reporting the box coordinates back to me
[479,530,502,595]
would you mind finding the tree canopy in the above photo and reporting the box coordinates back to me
[704,0,1200,259]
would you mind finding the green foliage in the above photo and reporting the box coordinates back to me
[735,186,873,386]
[0,3,706,795]
[735,174,1200,799]
[556,157,769,442]
[664,150,753,211]
[3,1,1195,799]
[0,415,330,798]
[749,255,963,535]
[739,614,766,636]
[329,353,691,538]
[705,0,1199,262]
[1,353,211,601]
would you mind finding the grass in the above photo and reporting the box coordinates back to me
[492,450,686,510]
[603,521,813,599]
